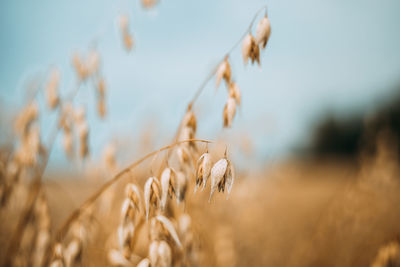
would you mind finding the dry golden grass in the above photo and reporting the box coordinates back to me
[2,3,399,267]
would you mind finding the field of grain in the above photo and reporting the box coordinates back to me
[1,1,400,267]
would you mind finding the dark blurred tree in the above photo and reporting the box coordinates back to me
[310,84,400,158]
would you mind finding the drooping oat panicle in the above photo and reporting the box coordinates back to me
[155,215,182,249]
[255,15,271,49]
[228,82,241,106]
[149,240,172,267]
[45,68,60,109]
[195,151,212,192]
[241,33,260,65]
[209,154,235,201]
[144,177,161,220]
[160,167,176,211]
[223,95,237,128]
[216,56,232,89]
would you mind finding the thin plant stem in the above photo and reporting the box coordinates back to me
[188,5,267,107]
[53,138,214,243]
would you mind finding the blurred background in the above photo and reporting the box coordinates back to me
[2,1,400,267]
[2,0,400,170]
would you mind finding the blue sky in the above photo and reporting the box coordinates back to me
[1,0,400,168]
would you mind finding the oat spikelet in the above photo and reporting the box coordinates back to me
[137,258,151,267]
[255,16,271,49]
[160,167,176,211]
[141,0,158,9]
[121,198,136,221]
[223,95,236,128]
[180,107,197,149]
[120,15,134,52]
[216,56,232,89]
[108,249,132,266]
[125,183,142,213]
[155,215,182,249]
[195,151,212,192]
[241,33,260,65]
[45,68,60,109]
[209,154,235,201]
[228,82,241,106]
[149,240,172,267]
[65,222,85,267]
[117,221,135,252]
[175,171,187,204]
[144,177,161,220]
[72,52,88,80]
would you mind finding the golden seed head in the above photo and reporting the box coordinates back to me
[242,33,260,65]
[216,57,232,89]
[144,177,161,221]
[229,82,241,106]
[209,157,235,201]
[255,16,271,49]
[160,167,176,211]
